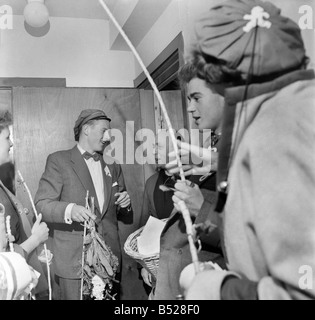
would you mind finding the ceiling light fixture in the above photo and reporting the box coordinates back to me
[24,0,49,28]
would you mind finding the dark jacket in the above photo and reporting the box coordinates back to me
[34,146,131,279]
[140,170,225,300]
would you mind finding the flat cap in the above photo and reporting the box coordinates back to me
[194,0,306,77]
[74,109,111,141]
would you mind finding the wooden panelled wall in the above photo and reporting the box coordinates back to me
[10,87,184,300]
[12,87,152,300]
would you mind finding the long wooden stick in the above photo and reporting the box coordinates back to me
[5,215,14,252]
[0,204,7,252]
[80,190,89,300]
[98,0,200,275]
[17,170,52,300]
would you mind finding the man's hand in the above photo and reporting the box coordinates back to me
[141,268,153,287]
[115,191,131,208]
[71,204,97,223]
[166,140,217,176]
[172,181,204,218]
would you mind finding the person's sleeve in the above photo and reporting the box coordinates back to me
[185,270,258,300]
[245,100,315,300]
[13,243,28,259]
[137,178,154,272]
[114,163,133,215]
[139,179,154,228]
[184,269,242,300]
[34,154,70,223]
[64,203,75,224]
[194,189,221,248]
[15,213,28,244]
[221,276,258,300]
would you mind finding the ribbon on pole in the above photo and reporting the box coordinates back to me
[80,190,89,300]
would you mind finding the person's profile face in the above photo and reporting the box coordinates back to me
[0,127,13,166]
[186,78,224,131]
[86,119,111,153]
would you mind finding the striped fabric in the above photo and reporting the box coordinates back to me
[0,252,39,300]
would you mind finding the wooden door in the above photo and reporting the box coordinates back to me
[0,89,15,193]
[12,87,148,300]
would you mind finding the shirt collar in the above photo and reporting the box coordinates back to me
[77,143,93,156]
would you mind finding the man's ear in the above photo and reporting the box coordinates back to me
[82,124,90,136]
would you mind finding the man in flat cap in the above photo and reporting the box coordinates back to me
[172,0,315,299]
[35,109,132,300]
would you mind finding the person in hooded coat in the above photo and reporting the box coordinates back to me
[177,0,315,300]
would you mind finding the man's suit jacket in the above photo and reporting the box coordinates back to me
[34,146,131,279]
[140,171,171,227]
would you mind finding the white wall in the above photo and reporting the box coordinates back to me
[134,0,222,78]
[109,0,138,49]
[134,0,180,78]
[0,1,313,88]
[272,0,315,69]
[0,15,136,87]
[134,0,315,78]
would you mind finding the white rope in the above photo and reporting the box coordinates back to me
[80,190,89,300]
[17,170,52,300]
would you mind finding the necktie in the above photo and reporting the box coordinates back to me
[83,151,101,162]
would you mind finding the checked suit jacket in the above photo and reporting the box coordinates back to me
[34,146,132,279]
